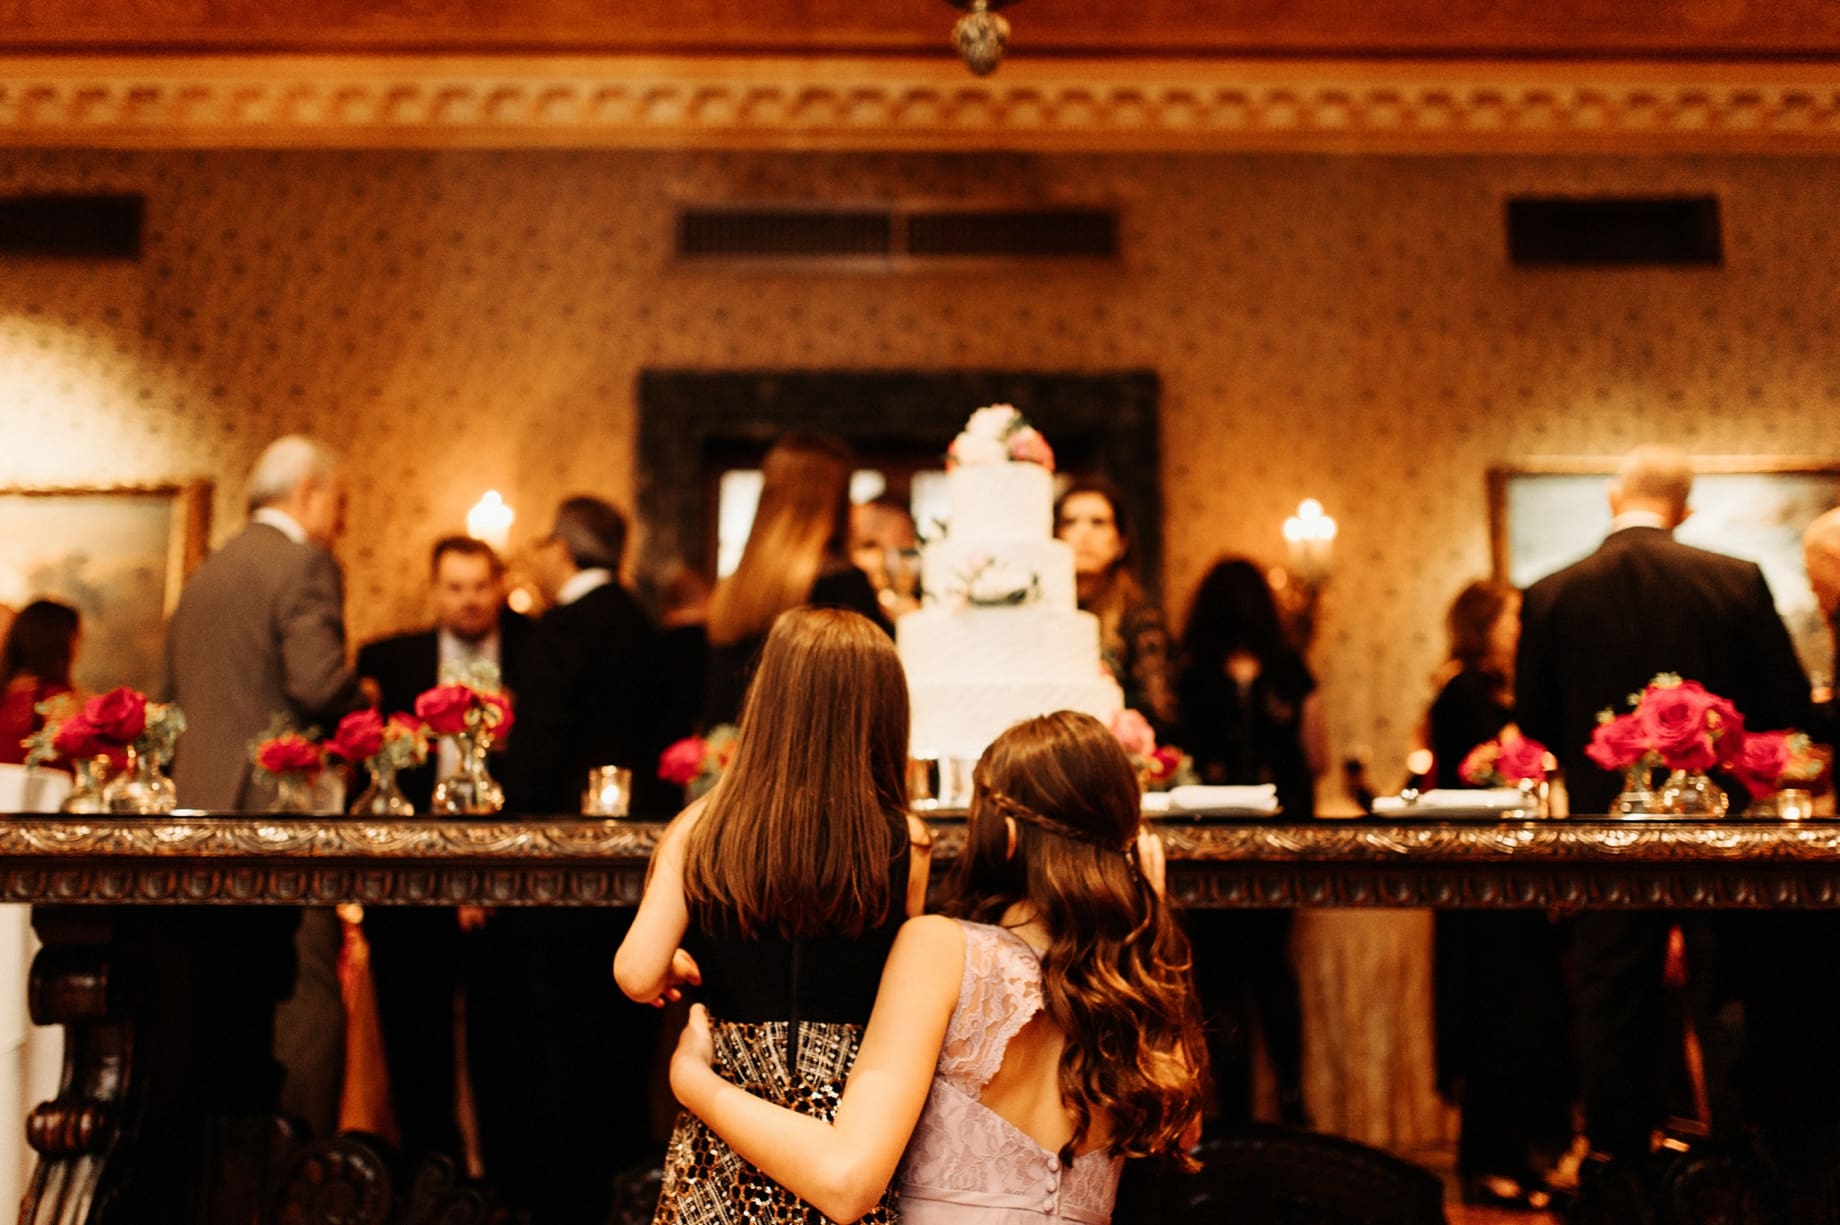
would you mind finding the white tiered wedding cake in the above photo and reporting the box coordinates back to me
[898,407,1122,767]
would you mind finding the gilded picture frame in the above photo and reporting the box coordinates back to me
[1488,458,1840,685]
[0,483,212,696]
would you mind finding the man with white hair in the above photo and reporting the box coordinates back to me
[166,433,364,1142]
[1517,445,1810,1181]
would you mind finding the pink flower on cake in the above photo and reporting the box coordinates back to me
[1109,707,1157,758]
[1006,427,1055,471]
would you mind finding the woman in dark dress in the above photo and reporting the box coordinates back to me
[617,607,932,1224]
[1054,478,1179,740]
[1176,557,1319,1127]
[702,430,889,729]
[1428,579,1574,1212]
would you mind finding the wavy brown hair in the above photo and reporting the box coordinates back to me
[949,710,1206,1169]
[707,430,854,648]
[683,606,910,939]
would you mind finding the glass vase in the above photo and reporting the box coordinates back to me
[350,760,415,817]
[1514,777,1552,818]
[1659,769,1729,818]
[267,773,316,814]
[431,729,504,816]
[104,746,177,815]
[1750,788,1817,821]
[58,755,113,815]
[1612,763,1660,816]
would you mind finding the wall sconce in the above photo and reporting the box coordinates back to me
[465,490,515,552]
[1282,498,1337,585]
[946,0,1019,76]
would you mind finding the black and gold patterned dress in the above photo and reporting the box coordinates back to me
[654,822,909,1225]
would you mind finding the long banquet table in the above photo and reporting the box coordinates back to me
[13,811,1840,1223]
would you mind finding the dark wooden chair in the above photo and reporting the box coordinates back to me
[1148,1125,1448,1225]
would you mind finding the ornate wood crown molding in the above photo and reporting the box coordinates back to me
[2,55,1840,152]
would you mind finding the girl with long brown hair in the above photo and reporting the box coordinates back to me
[701,429,889,728]
[615,606,931,1224]
[667,710,1205,1224]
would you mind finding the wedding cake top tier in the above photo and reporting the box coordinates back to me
[941,403,1058,543]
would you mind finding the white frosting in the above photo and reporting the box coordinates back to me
[920,539,1077,612]
[899,606,1101,682]
[945,464,1053,542]
[907,678,1124,761]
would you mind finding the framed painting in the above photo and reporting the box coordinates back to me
[0,483,211,696]
[1489,459,1840,685]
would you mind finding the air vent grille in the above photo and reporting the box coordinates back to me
[0,194,143,259]
[1507,196,1721,267]
[677,206,1118,262]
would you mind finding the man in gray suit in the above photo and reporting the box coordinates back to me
[167,434,363,1140]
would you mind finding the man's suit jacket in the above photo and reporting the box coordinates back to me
[354,609,533,810]
[1516,525,1811,815]
[166,522,364,810]
[503,580,677,815]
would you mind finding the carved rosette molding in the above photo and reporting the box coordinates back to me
[3,815,1840,908]
[2,55,1840,151]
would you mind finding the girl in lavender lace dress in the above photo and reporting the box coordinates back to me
[669,710,1206,1224]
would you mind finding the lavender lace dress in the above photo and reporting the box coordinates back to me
[897,922,1124,1224]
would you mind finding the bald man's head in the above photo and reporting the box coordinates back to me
[1610,445,1694,527]
[1805,507,1840,622]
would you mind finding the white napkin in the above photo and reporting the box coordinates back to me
[1372,787,1530,815]
[1164,784,1281,815]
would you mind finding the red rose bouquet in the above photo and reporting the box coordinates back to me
[1459,732,1551,787]
[1108,708,1197,793]
[414,660,513,743]
[252,730,325,779]
[658,724,739,799]
[1635,675,1744,772]
[26,686,186,771]
[328,709,429,773]
[1730,730,1833,801]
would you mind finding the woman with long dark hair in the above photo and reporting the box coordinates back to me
[1055,479,1179,739]
[0,599,81,765]
[616,606,932,1224]
[667,710,1206,1223]
[702,430,888,729]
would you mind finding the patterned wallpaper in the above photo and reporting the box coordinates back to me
[3,149,1839,793]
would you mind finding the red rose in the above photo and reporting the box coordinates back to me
[1494,735,1550,784]
[256,735,322,776]
[1730,731,1791,800]
[658,736,707,785]
[482,693,514,738]
[52,714,103,760]
[84,687,148,744]
[1146,746,1182,783]
[329,709,385,763]
[1638,682,1721,772]
[1585,713,1651,771]
[414,684,475,735]
[386,713,425,740]
[1006,427,1056,471]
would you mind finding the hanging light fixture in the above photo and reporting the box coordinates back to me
[946,0,1020,77]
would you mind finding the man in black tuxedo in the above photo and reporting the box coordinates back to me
[1517,446,1810,1168]
[474,496,675,1224]
[354,535,530,1167]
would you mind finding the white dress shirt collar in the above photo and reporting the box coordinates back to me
[1608,510,1671,535]
[557,568,612,607]
[251,507,309,544]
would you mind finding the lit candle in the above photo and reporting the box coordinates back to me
[1282,498,1337,583]
[466,490,515,551]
